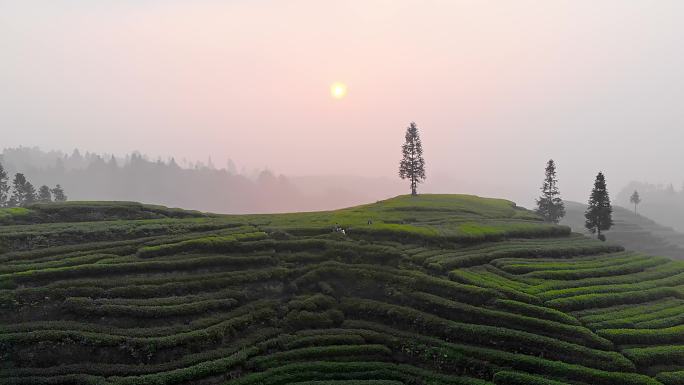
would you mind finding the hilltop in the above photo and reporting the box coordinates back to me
[2,195,684,385]
[562,201,684,259]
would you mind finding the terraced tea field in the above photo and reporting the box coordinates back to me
[2,195,684,385]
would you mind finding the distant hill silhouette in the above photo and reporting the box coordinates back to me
[562,200,684,259]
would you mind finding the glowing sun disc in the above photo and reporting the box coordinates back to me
[330,82,347,99]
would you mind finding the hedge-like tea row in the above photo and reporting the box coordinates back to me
[341,298,634,371]
[2,301,277,352]
[491,299,581,326]
[227,361,492,385]
[63,296,240,318]
[545,287,683,312]
[292,261,501,305]
[492,252,639,273]
[2,254,276,284]
[492,371,571,385]
[397,290,612,349]
[598,324,684,345]
[135,232,268,257]
[435,243,622,270]
[657,371,684,385]
[342,320,658,385]
[528,261,684,294]
[584,302,684,329]
[623,345,684,367]
[522,256,669,280]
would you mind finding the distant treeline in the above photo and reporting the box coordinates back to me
[0,161,66,208]
[0,147,398,214]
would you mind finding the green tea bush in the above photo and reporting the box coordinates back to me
[546,287,682,312]
[492,371,571,385]
[341,298,633,371]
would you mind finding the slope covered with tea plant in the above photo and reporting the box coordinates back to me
[1,195,683,385]
[562,200,684,260]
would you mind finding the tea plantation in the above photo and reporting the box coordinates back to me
[2,195,684,385]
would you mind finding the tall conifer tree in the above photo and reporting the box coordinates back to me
[0,162,9,207]
[10,173,37,207]
[535,159,565,223]
[585,172,613,241]
[399,122,426,196]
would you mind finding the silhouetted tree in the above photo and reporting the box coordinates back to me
[10,173,37,207]
[0,162,9,207]
[630,190,641,215]
[585,172,613,241]
[399,122,426,196]
[37,185,52,203]
[535,159,565,223]
[51,185,67,202]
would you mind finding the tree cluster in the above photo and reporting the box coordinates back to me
[0,162,66,208]
[533,159,614,241]
[396,127,616,241]
[0,148,311,214]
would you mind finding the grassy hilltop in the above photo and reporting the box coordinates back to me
[2,195,684,385]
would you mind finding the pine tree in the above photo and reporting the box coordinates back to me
[9,173,26,206]
[23,181,37,205]
[10,173,37,207]
[51,184,67,202]
[630,190,641,215]
[585,172,613,241]
[399,122,426,196]
[535,159,566,223]
[38,185,52,203]
[0,162,9,207]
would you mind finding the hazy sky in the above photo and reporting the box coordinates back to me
[2,1,683,207]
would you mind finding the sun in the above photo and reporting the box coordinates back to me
[330,82,347,99]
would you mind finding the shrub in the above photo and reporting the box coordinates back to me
[493,371,571,385]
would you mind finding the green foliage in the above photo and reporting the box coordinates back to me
[37,185,52,203]
[657,371,684,385]
[493,371,571,385]
[135,232,267,257]
[535,159,566,224]
[0,161,10,207]
[398,122,426,195]
[585,171,613,239]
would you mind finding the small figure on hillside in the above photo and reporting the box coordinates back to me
[368,219,373,225]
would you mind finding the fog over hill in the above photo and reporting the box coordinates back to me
[617,182,684,233]
[562,200,684,259]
